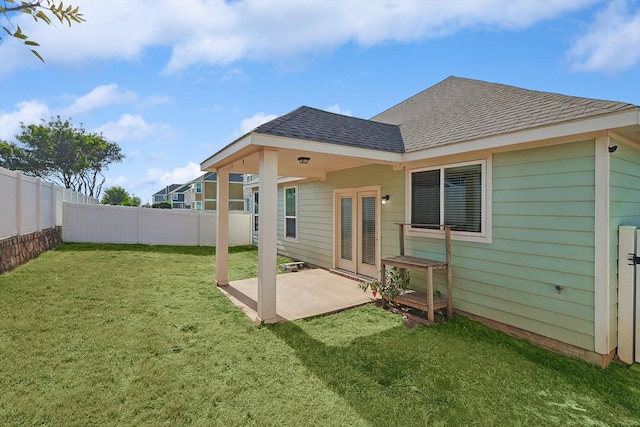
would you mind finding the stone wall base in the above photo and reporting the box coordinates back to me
[456,310,616,368]
[0,227,62,273]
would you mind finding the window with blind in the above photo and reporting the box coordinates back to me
[284,186,297,240]
[410,161,483,234]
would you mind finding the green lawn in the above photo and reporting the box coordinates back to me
[1,243,639,426]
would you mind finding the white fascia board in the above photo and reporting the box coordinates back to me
[401,109,640,163]
[200,134,253,171]
[250,133,403,163]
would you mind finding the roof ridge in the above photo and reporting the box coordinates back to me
[255,106,311,134]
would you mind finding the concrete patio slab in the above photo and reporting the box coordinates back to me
[217,268,376,322]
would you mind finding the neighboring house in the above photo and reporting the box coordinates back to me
[189,172,245,211]
[152,184,182,205]
[201,76,640,366]
[168,183,191,209]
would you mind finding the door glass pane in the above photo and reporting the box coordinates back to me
[361,196,376,266]
[340,198,352,261]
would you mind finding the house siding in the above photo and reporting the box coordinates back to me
[459,141,596,350]
[275,164,405,269]
[275,141,603,351]
[609,140,640,349]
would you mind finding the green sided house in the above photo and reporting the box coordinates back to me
[202,76,640,366]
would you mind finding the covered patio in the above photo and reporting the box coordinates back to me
[201,107,401,323]
[217,268,376,322]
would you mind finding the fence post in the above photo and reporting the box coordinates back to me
[36,177,42,232]
[137,206,142,244]
[16,171,23,235]
[50,182,56,228]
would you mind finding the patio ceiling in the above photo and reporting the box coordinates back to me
[200,133,403,178]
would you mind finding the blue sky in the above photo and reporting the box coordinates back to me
[1,0,639,204]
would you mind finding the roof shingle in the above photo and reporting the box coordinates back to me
[371,76,636,152]
[254,106,404,153]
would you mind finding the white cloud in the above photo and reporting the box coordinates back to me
[568,1,640,74]
[0,100,50,140]
[239,112,278,134]
[144,161,202,187]
[60,84,138,117]
[106,176,128,187]
[325,104,351,116]
[0,0,601,78]
[96,114,168,142]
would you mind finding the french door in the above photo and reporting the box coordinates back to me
[335,189,379,278]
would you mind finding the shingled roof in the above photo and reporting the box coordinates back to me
[253,106,404,153]
[372,76,637,152]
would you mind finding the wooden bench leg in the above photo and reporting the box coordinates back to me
[426,266,434,323]
[446,264,452,319]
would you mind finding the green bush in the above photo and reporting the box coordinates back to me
[151,201,172,209]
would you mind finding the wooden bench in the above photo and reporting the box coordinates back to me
[381,224,452,323]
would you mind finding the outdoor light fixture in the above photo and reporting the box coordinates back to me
[298,156,311,165]
[381,195,390,204]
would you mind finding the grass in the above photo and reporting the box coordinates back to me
[1,243,639,426]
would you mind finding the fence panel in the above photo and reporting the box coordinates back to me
[62,203,252,246]
[40,181,55,230]
[0,169,19,239]
[1,167,97,240]
[229,212,252,245]
[20,175,39,235]
[63,204,138,244]
[55,187,64,226]
[138,208,200,246]
[199,212,217,246]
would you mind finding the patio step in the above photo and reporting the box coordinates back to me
[329,269,373,283]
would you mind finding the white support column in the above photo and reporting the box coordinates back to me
[594,136,611,355]
[257,149,278,323]
[216,169,230,287]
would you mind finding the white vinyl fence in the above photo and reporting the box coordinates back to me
[0,167,98,240]
[63,203,252,246]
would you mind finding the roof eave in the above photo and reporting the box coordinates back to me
[200,132,403,173]
[401,108,640,162]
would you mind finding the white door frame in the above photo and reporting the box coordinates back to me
[333,186,381,279]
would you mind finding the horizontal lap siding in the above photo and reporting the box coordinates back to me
[609,141,640,346]
[407,141,596,350]
[276,164,405,269]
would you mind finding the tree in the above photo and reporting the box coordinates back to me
[1,0,84,62]
[0,116,124,198]
[101,186,130,206]
[0,139,29,170]
[130,195,141,207]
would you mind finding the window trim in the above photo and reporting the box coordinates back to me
[194,182,202,193]
[405,158,492,243]
[284,185,298,242]
[194,201,202,211]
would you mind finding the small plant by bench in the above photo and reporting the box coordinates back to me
[358,266,410,299]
